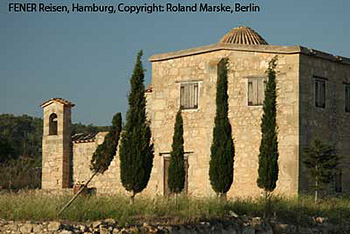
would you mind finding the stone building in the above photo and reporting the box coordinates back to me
[41,26,350,197]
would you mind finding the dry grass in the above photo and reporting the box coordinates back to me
[0,191,349,226]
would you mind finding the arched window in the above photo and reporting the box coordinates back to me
[49,113,58,135]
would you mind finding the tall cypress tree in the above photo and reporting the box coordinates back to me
[90,113,122,174]
[119,50,154,203]
[257,56,279,195]
[168,110,185,195]
[209,58,234,198]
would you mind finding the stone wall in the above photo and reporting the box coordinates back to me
[299,54,350,193]
[72,132,126,195]
[146,49,300,198]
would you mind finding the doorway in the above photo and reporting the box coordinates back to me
[163,156,188,196]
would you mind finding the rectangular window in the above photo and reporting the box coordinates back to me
[345,84,350,112]
[315,79,326,108]
[248,78,266,106]
[180,83,198,110]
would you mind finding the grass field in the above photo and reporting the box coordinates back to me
[0,191,349,226]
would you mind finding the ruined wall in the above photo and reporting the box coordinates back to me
[146,49,300,198]
[71,87,155,196]
[72,132,126,195]
[299,54,350,193]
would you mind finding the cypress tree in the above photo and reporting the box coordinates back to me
[257,56,279,195]
[168,110,185,195]
[90,112,122,174]
[119,50,154,203]
[209,58,234,198]
[303,139,339,203]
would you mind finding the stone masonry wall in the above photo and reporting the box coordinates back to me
[72,132,127,195]
[146,50,300,198]
[299,54,350,193]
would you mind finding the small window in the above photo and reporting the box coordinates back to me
[315,79,326,108]
[49,113,58,135]
[180,83,198,110]
[335,169,342,193]
[248,78,266,106]
[345,84,350,112]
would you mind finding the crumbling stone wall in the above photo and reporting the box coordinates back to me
[72,132,126,195]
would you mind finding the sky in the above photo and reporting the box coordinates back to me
[1,0,349,126]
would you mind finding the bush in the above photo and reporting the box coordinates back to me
[0,157,41,189]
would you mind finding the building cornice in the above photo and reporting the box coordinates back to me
[149,43,350,65]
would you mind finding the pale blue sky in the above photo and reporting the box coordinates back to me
[1,0,349,125]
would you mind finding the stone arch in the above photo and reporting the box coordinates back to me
[49,113,58,135]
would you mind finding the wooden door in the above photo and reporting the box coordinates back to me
[163,157,188,196]
[164,157,170,196]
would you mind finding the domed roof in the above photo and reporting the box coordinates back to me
[219,26,268,45]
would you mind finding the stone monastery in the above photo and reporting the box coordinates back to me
[41,26,350,197]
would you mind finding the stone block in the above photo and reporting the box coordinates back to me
[48,222,61,231]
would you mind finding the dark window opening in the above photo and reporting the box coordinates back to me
[315,79,326,108]
[345,85,350,112]
[49,113,58,135]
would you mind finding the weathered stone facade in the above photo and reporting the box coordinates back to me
[146,50,297,197]
[41,27,350,197]
[72,132,125,195]
[299,53,350,193]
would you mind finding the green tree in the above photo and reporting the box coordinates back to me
[257,56,279,198]
[0,156,41,189]
[72,123,110,136]
[209,58,234,198]
[168,110,185,195]
[90,113,122,174]
[303,139,339,203]
[119,50,154,203]
[0,136,14,164]
[0,114,43,160]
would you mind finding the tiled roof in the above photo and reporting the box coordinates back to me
[72,133,96,143]
[41,98,75,108]
[219,26,268,45]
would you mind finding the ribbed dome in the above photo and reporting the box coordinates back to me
[219,26,268,45]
